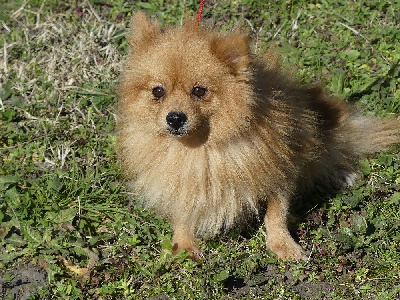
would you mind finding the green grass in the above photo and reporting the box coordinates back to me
[0,0,399,298]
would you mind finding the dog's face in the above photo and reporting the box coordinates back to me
[118,12,255,145]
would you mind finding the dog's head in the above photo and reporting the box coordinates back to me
[118,12,255,145]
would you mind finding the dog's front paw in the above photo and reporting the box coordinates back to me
[267,237,307,261]
[172,243,204,262]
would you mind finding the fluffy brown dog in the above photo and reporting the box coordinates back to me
[117,12,400,261]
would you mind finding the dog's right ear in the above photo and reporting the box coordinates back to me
[128,12,160,52]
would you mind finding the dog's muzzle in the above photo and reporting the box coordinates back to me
[166,111,188,136]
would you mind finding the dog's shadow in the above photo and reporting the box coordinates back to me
[208,189,336,251]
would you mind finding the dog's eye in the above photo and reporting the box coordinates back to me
[191,86,207,98]
[152,86,166,99]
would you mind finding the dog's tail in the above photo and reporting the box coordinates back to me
[304,114,400,193]
[347,114,400,155]
[309,85,400,156]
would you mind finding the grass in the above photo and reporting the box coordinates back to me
[0,0,399,298]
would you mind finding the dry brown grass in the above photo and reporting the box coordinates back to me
[1,2,124,107]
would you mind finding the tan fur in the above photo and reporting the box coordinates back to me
[117,12,400,260]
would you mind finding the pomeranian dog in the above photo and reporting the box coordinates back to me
[117,12,400,261]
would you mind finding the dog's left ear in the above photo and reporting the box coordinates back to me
[210,34,250,75]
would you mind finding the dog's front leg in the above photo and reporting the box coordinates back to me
[171,220,203,261]
[264,194,306,261]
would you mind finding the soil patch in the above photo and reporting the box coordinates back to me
[0,263,47,300]
[224,264,333,298]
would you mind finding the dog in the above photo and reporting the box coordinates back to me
[117,12,400,261]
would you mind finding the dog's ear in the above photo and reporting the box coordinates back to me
[128,12,160,52]
[210,34,250,75]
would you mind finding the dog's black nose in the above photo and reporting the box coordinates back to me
[166,111,187,130]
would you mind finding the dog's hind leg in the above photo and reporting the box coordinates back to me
[264,194,307,261]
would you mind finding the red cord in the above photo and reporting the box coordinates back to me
[195,0,205,27]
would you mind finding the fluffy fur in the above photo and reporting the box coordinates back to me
[117,12,400,260]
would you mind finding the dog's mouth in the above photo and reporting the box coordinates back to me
[167,127,190,137]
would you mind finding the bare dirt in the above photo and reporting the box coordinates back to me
[223,264,333,298]
[0,263,47,300]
